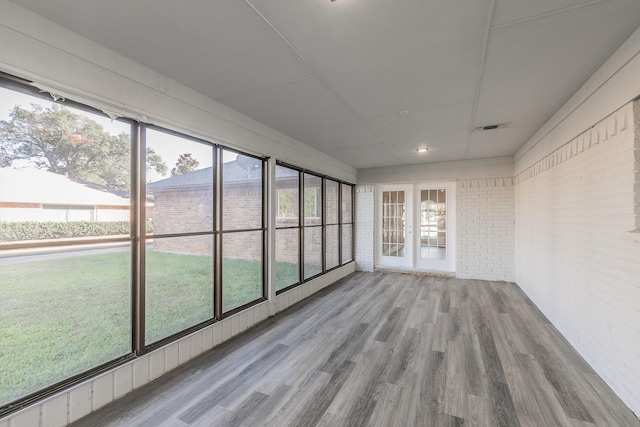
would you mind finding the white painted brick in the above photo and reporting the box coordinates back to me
[92,372,114,411]
[69,382,92,423]
[515,101,640,415]
[41,394,68,427]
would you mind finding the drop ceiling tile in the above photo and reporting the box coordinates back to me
[249,0,489,118]
[322,144,402,169]
[492,0,598,27]
[466,125,540,159]
[10,0,312,99]
[475,0,640,129]
[365,102,474,149]
[220,76,379,151]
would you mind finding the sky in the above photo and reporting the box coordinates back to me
[0,86,237,183]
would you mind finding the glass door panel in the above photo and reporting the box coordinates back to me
[420,189,447,261]
[377,185,412,268]
[376,182,455,272]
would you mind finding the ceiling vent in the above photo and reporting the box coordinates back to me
[472,123,509,132]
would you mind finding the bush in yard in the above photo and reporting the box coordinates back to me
[0,220,153,241]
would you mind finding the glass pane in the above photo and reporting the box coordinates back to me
[145,235,214,344]
[0,244,131,406]
[326,180,339,225]
[275,228,300,291]
[420,189,447,261]
[326,224,339,269]
[342,184,353,223]
[223,150,263,231]
[304,174,322,226]
[342,224,353,263]
[222,231,263,312]
[275,166,299,228]
[146,128,214,235]
[0,87,132,241]
[381,190,405,257]
[304,226,323,279]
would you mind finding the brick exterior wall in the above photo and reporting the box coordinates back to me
[456,178,515,281]
[514,101,640,414]
[152,180,348,265]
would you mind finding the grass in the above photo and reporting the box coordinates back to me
[0,250,296,406]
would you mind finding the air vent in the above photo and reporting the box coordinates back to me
[472,123,509,132]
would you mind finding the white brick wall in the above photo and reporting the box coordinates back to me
[515,101,640,415]
[355,185,375,272]
[457,178,515,281]
[353,178,515,281]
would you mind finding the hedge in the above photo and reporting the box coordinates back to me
[0,220,153,242]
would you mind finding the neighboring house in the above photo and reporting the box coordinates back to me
[0,167,132,222]
[147,160,312,263]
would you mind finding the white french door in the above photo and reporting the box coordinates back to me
[376,185,413,268]
[376,182,455,273]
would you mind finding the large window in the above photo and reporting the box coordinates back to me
[144,128,215,345]
[325,179,340,270]
[341,183,354,263]
[304,173,323,279]
[275,165,300,291]
[274,162,355,295]
[221,149,265,314]
[0,83,133,407]
[0,76,352,416]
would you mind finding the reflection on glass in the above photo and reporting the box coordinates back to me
[222,231,263,312]
[275,228,300,291]
[0,245,131,406]
[342,224,353,263]
[341,183,353,223]
[145,235,214,344]
[381,190,406,257]
[0,87,132,241]
[304,174,322,226]
[223,150,263,231]
[326,180,339,225]
[146,128,214,235]
[326,225,339,269]
[420,189,447,261]
[275,166,299,227]
[304,226,323,279]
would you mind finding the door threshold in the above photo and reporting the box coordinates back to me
[374,267,455,277]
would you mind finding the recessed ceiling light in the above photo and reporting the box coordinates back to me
[416,147,428,153]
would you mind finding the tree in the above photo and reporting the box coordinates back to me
[171,153,199,177]
[0,103,167,191]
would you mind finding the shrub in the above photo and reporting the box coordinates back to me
[0,220,153,242]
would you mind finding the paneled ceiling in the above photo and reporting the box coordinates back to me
[9,0,640,169]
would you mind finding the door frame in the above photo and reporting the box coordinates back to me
[413,181,456,272]
[375,181,456,273]
[375,184,413,269]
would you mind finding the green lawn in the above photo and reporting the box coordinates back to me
[0,250,297,406]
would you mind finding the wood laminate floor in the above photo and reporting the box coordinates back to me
[72,272,640,427]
